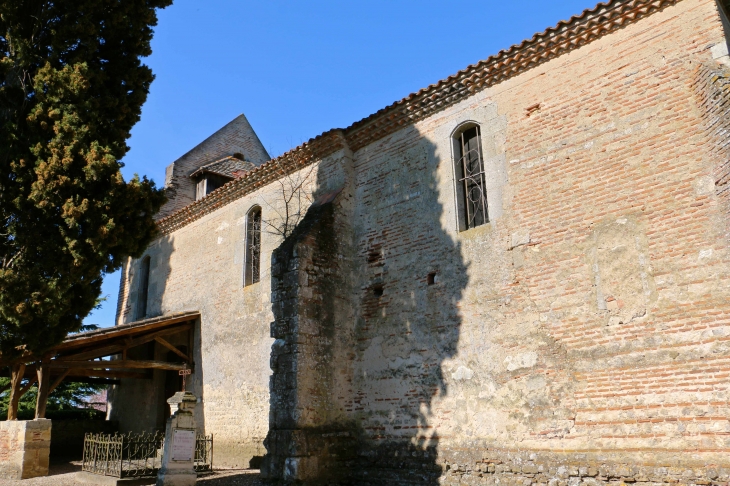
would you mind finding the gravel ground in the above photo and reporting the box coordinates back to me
[0,461,263,486]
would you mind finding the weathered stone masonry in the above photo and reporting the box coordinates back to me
[262,194,355,483]
[112,0,730,483]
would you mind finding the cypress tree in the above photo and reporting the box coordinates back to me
[0,0,171,418]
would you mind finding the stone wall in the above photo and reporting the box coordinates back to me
[113,0,730,481]
[262,182,358,482]
[437,448,730,486]
[112,146,352,467]
[0,419,51,480]
[339,0,730,480]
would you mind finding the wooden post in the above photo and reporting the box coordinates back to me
[35,361,50,419]
[7,363,26,420]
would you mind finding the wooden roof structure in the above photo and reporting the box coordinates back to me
[0,311,200,416]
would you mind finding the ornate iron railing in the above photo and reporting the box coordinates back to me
[82,431,213,478]
[194,433,213,472]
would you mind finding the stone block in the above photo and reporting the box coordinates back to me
[0,419,51,480]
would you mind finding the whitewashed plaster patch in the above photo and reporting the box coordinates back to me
[504,352,538,371]
[452,366,474,381]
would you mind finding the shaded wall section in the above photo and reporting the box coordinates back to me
[261,141,358,483]
[346,123,469,485]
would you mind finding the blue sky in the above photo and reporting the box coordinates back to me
[85,0,596,327]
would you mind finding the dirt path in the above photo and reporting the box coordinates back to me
[0,462,263,486]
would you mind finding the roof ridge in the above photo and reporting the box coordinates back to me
[156,0,681,236]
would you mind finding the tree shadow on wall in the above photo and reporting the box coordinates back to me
[263,126,467,485]
[348,126,467,485]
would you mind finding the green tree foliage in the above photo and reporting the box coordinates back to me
[0,323,107,420]
[0,0,170,359]
[0,377,106,420]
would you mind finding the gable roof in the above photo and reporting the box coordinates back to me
[157,0,681,236]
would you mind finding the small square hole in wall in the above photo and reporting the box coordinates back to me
[427,273,437,286]
[373,285,384,297]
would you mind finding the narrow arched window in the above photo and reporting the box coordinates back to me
[244,206,262,286]
[454,124,488,231]
[137,256,151,319]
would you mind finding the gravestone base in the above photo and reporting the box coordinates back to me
[156,391,197,486]
[156,467,196,486]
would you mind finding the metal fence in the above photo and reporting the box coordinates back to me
[82,431,213,478]
[194,433,213,472]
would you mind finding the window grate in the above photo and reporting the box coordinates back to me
[456,126,488,230]
[245,207,261,286]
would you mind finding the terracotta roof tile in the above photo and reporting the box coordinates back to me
[189,156,256,179]
[157,0,680,235]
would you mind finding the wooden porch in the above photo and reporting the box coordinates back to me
[0,310,200,419]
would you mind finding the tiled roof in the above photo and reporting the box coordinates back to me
[158,130,347,235]
[157,0,680,236]
[189,156,256,179]
[0,311,201,364]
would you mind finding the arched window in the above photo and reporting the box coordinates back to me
[453,124,488,231]
[137,256,151,319]
[244,206,262,286]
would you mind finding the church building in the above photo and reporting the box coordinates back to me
[109,0,730,483]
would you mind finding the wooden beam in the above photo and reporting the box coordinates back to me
[0,314,200,368]
[56,323,193,362]
[73,377,121,386]
[154,337,190,362]
[0,368,149,380]
[54,313,199,351]
[51,359,188,371]
[64,369,149,380]
[48,369,70,395]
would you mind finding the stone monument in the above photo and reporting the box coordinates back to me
[156,390,197,486]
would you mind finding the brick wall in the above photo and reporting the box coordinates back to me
[112,0,730,482]
[346,0,730,480]
[0,420,51,480]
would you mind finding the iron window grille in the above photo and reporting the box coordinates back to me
[244,206,261,286]
[454,125,488,230]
